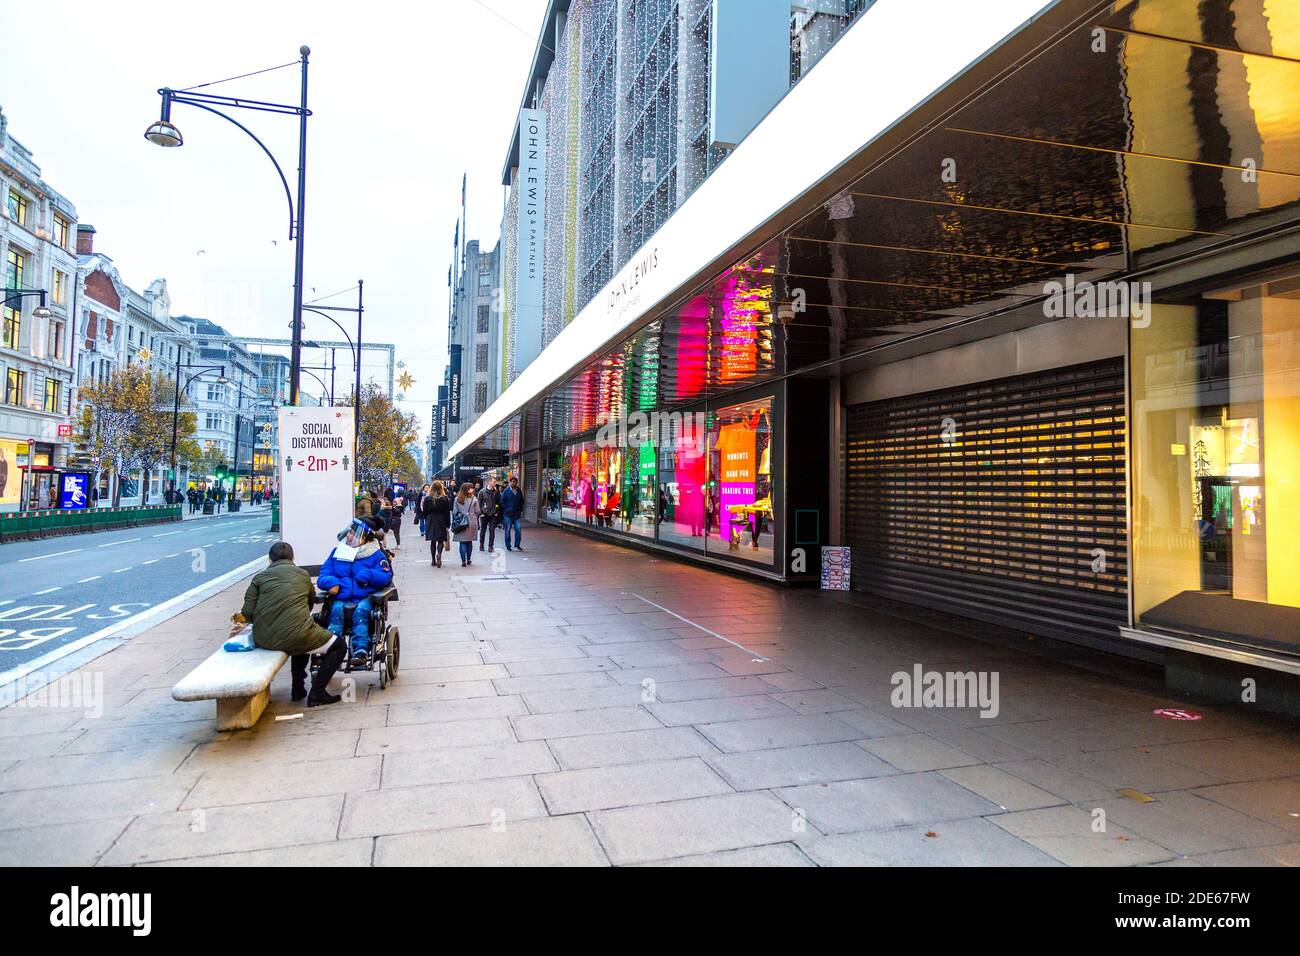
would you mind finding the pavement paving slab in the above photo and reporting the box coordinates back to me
[3,525,1299,866]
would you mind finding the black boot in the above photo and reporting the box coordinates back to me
[308,641,346,707]
[290,654,309,702]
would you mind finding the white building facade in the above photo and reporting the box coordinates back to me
[0,107,81,511]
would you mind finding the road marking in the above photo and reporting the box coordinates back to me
[97,537,141,548]
[630,594,770,662]
[142,559,159,565]
[77,576,101,583]
[112,567,132,574]
[34,587,61,595]
[0,554,269,690]
[18,549,82,562]
[153,530,183,538]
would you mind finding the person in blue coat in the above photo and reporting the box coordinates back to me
[317,517,394,665]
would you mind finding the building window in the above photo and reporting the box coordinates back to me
[6,369,25,406]
[206,383,225,403]
[2,305,18,351]
[3,249,25,350]
[6,190,27,228]
[475,343,489,370]
[474,381,488,414]
[48,321,63,363]
[1131,264,1300,656]
[5,247,24,290]
[205,412,223,430]
[52,270,67,306]
[477,304,490,333]
[43,377,59,413]
[53,215,70,250]
[479,272,491,290]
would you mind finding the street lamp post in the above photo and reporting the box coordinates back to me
[170,356,226,496]
[145,47,312,405]
[302,279,363,465]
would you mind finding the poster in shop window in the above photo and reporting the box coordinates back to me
[716,423,756,544]
[278,406,355,568]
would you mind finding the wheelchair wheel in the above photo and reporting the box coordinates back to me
[378,650,388,689]
[386,627,400,682]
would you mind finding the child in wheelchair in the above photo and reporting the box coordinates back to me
[317,517,394,668]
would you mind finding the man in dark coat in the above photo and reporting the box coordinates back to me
[232,542,346,706]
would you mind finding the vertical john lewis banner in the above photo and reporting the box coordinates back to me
[279,406,356,566]
[514,107,546,374]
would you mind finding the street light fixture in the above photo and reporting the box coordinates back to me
[145,47,312,405]
[3,287,51,318]
[143,119,183,148]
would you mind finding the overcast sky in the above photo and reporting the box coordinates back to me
[0,0,549,443]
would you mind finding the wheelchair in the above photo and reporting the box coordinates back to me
[311,584,402,690]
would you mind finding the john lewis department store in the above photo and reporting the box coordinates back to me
[450,0,1300,707]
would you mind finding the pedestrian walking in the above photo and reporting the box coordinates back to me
[389,493,404,548]
[376,496,399,550]
[477,477,500,553]
[423,480,451,567]
[500,476,524,551]
[452,483,480,567]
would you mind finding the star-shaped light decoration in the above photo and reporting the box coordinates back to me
[397,371,415,392]
[397,360,407,370]
[137,347,152,362]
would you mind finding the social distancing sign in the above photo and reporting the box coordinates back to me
[278,406,356,567]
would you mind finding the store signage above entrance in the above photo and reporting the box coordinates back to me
[460,449,508,469]
[606,245,661,326]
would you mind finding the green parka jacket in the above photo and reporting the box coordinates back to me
[240,559,333,654]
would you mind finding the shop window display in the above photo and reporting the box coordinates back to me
[1131,265,1300,653]
[541,461,563,524]
[707,398,774,565]
[658,412,708,555]
[621,440,657,540]
[551,392,777,570]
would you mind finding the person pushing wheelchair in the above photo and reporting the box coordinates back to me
[318,516,394,668]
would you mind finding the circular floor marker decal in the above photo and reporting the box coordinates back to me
[1153,707,1203,721]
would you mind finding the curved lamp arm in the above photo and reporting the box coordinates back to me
[172,99,296,240]
[301,307,356,362]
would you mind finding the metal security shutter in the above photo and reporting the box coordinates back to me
[845,359,1127,645]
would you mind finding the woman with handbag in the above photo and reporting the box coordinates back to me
[451,482,480,567]
[423,480,452,568]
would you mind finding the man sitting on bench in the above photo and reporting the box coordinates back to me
[232,541,348,707]
[317,517,394,668]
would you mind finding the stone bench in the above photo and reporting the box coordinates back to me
[172,647,289,731]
